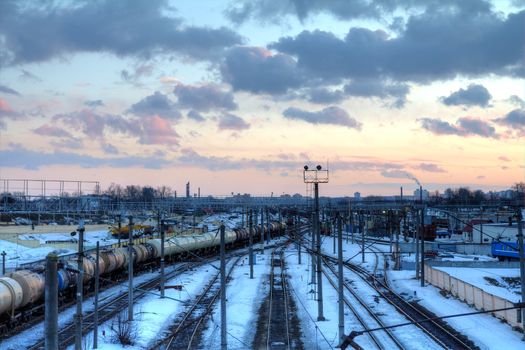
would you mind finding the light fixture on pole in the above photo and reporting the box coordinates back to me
[303,164,329,321]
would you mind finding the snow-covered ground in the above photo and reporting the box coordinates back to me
[434,266,520,302]
[0,239,75,269]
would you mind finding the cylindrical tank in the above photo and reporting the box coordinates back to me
[87,253,106,276]
[104,251,119,273]
[57,269,72,291]
[7,270,45,307]
[82,258,95,283]
[0,277,23,314]
[113,248,128,269]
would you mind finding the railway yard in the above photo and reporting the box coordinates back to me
[0,204,523,350]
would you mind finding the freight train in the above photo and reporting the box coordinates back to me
[0,221,286,330]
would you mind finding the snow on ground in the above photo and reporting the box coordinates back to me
[18,230,118,247]
[435,266,521,302]
[0,239,75,269]
[200,243,274,349]
[389,270,525,350]
[77,262,219,349]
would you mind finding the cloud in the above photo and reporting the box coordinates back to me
[139,115,180,145]
[19,69,41,82]
[344,79,409,108]
[50,138,83,150]
[440,84,492,107]
[419,116,497,138]
[218,113,250,131]
[493,108,525,127]
[187,110,206,122]
[221,46,306,94]
[0,0,242,66]
[101,143,119,155]
[415,163,446,173]
[507,95,525,108]
[0,84,20,96]
[226,0,492,23]
[476,175,485,179]
[33,124,73,138]
[128,91,181,120]
[54,109,179,145]
[0,143,163,170]
[380,169,415,179]
[84,99,104,108]
[283,106,361,129]
[174,83,237,111]
[307,88,344,104]
[270,9,524,83]
[498,156,510,162]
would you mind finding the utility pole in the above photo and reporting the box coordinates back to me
[128,216,134,321]
[74,220,85,350]
[360,212,365,263]
[415,207,420,279]
[249,210,254,279]
[297,215,302,265]
[337,213,344,342]
[420,186,425,287]
[310,212,316,285]
[315,182,325,321]
[1,251,5,275]
[516,209,525,339]
[160,218,165,298]
[94,241,100,349]
[117,214,121,248]
[45,253,58,350]
[266,207,270,244]
[220,224,227,350]
[332,217,336,255]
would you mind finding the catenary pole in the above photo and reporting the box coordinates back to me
[420,186,425,287]
[45,253,58,350]
[128,216,134,321]
[315,182,325,321]
[516,209,525,339]
[93,241,100,348]
[337,214,344,341]
[160,218,165,298]
[249,210,254,279]
[74,221,85,350]
[220,224,227,350]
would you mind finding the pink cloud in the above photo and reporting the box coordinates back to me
[33,124,73,138]
[139,115,180,145]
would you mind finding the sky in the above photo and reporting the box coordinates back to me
[0,0,524,197]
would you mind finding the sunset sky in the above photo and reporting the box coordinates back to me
[0,0,523,197]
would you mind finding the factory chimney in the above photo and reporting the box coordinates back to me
[186,182,190,198]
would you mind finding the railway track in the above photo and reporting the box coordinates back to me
[26,260,203,350]
[322,257,405,350]
[152,255,243,350]
[265,247,291,349]
[325,251,478,350]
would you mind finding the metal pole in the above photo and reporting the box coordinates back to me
[1,251,5,275]
[117,214,121,248]
[360,212,365,263]
[516,209,525,339]
[333,218,336,255]
[310,212,316,285]
[93,241,100,349]
[415,207,420,279]
[389,210,393,254]
[297,215,301,265]
[45,253,58,350]
[266,207,270,244]
[128,216,134,321]
[220,224,227,350]
[315,183,325,321]
[75,221,84,350]
[160,219,165,298]
[337,214,344,342]
[249,211,254,279]
[420,186,425,287]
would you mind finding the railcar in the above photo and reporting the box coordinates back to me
[491,241,522,260]
[0,221,286,328]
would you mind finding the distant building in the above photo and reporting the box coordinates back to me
[186,182,190,198]
[354,192,361,201]
[413,188,429,201]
